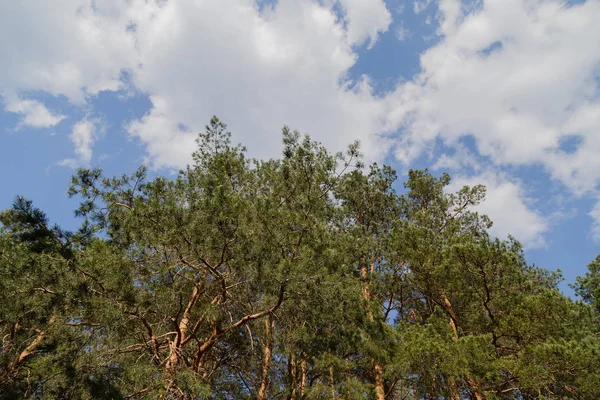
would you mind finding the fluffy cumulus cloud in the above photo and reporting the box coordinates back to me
[386,0,600,243]
[4,97,65,129]
[59,117,101,168]
[335,0,392,48]
[2,0,600,244]
[0,0,393,166]
[0,0,136,104]
[126,96,197,169]
[448,171,548,248]
[126,0,392,168]
[388,0,600,195]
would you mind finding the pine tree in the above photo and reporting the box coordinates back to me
[1,117,599,399]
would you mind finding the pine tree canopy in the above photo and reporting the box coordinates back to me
[2,117,599,399]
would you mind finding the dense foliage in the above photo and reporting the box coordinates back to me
[1,117,599,399]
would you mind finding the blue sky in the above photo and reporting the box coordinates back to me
[1,0,599,293]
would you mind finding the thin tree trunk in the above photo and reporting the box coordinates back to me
[166,284,202,374]
[194,329,218,375]
[288,353,297,400]
[361,264,385,400]
[194,283,286,375]
[448,379,461,400]
[345,358,351,400]
[442,294,485,400]
[466,377,483,400]
[14,315,56,367]
[329,365,336,400]
[299,357,307,398]
[440,293,462,400]
[257,314,274,400]
[374,362,385,400]
[361,264,374,320]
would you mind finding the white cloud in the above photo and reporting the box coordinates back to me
[0,1,136,104]
[389,0,600,187]
[126,0,392,167]
[432,142,481,171]
[4,97,65,129]
[0,0,392,168]
[336,0,392,48]
[387,0,600,239]
[60,117,101,167]
[2,0,600,245]
[395,22,411,41]
[590,200,600,242]
[413,0,432,14]
[57,158,78,169]
[126,96,197,170]
[448,170,548,249]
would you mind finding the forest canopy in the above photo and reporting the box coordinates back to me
[1,117,599,399]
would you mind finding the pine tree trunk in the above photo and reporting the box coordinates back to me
[257,314,274,400]
[441,293,464,400]
[345,358,351,400]
[466,377,483,400]
[374,362,385,400]
[299,357,307,398]
[288,353,297,400]
[166,284,201,374]
[361,264,386,400]
[329,365,336,399]
[448,379,461,400]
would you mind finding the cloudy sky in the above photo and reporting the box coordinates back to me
[1,0,599,291]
